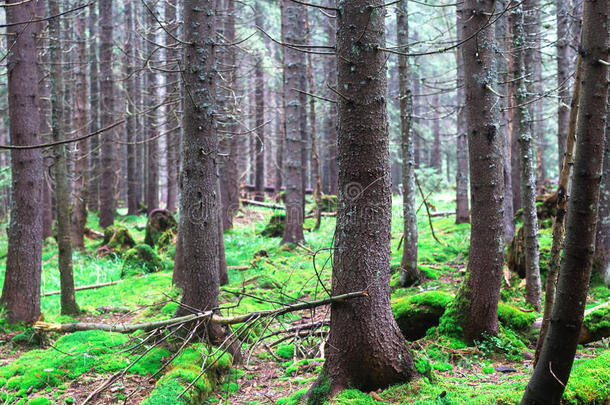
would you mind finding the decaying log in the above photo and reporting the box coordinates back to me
[34,291,367,333]
[240,199,286,210]
[42,280,122,297]
[84,227,104,240]
[531,301,610,344]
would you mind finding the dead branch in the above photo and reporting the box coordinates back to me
[42,280,122,297]
[240,199,286,210]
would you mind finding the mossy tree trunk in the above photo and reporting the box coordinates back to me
[521,0,608,402]
[49,0,79,316]
[308,0,417,397]
[1,0,44,323]
[397,0,420,287]
[512,5,541,311]
[442,0,505,344]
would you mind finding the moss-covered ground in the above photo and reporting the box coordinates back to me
[0,192,608,404]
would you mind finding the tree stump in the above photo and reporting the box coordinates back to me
[144,209,177,247]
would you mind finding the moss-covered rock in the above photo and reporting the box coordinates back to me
[392,291,453,341]
[497,303,537,331]
[121,244,162,277]
[318,194,338,212]
[580,303,610,344]
[563,350,610,404]
[144,209,177,248]
[261,214,285,238]
[99,225,136,255]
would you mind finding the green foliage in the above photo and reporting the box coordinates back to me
[481,365,495,374]
[497,303,537,331]
[9,328,44,347]
[276,344,294,359]
[276,388,308,405]
[101,225,136,252]
[121,244,162,277]
[318,194,337,212]
[261,214,285,238]
[306,372,331,405]
[583,304,610,334]
[474,327,526,361]
[25,398,51,405]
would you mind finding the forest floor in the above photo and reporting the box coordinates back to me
[0,190,609,404]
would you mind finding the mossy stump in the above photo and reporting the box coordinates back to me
[392,291,453,340]
[121,244,162,277]
[98,225,136,256]
[144,209,177,248]
[261,214,285,238]
[318,194,338,212]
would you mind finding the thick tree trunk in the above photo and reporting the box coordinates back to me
[512,5,541,311]
[397,0,419,287]
[71,7,89,250]
[521,1,608,401]
[455,3,469,225]
[1,0,43,323]
[98,0,117,228]
[280,0,305,245]
[309,0,417,396]
[441,0,505,343]
[88,5,100,213]
[594,87,610,285]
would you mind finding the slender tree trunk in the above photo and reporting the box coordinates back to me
[431,93,442,173]
[145,10,159,214]
[413,74,421,168]
[1,0,43,323]
[253,2,266,202]
[48,0,79,316]
[556,0,572,173]
[397,0,419,287]
[125,0,138,216]
[324,0,338,195]
[98,0,117,228]
[455,3,469,224]
[71,6,89,250]
[309,0,417,397]
[280,0,305,245]
[512,5,541,311]
[165,0,179,213]
[594,89,610,285]
[521,1,608,401]
[440,0,505,343]
[88,4,100,213]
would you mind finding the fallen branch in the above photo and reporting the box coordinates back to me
[84,227,104,240]
[305,211,336,219]
[430,211,455,218]
[228,265,250,271]
[42,280,122,297]
[34,291,368,333]
[240,199,286,210]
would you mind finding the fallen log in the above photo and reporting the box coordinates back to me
[430,211,455,218]
[42,280,122,297]
[305,212,337,219]
[240,199,286,210]
[84,227,104,240]
[228,265,250,271]
[531,301,610,344]
[34,291,368,333]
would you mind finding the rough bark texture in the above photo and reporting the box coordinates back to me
[455,3,469,224]
[1,0,43,323]
[310,0,417,396]
[88,4,100,213]
[98,0,117,228]
[594,85,610,285]
[125,0,138,216]
[431,93,442,173]
[512,4,541,311]
[446,0,505,343]
[280,0,305,245]
[71,6,89,250]
[397,0,419,287]
[48,0,79,316]
[521,0,608,401]
[145,9,159,214]
[254,2,266,202]
[165,0,179,213]
[323,4,338,196]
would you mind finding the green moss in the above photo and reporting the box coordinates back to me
[393,291,453,340]
[101,225,136,253]
[10,328,44,347]
[157,229,176,255]
[121,244,162,277]
[438,294,467,340]
[276,344,294,359]
[432,362,452,372]
[332,389,381,404]
[497,303,537,331]
[583,304,609,334]
[161,302,179,315]
[284,359,324,377]
[414,356,432,378]
[144,211,177,248]
[563,350,610,404]
[261,214,285,238]
[276,388,308,405]
[307,371,331,405]
[318,194,338,212]
[27,398,52,405]
[481,365,494,374]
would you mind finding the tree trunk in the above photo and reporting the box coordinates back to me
[397,0,419,287]
[521,0,608,401]
[253,2,266,202]
[88,4,100,213]
[431,93,442,173]
[1,0,43,323]
[280,0,305,245]
[455,3,469,225]
[308,0,417,397]
[165,0,179,213]
[556,0,572,173]
[512,4,541,311]
[324,0,337,195]
[71,6,89,250]
[145,9,159,214]
[441,0,505,344]
[98,0,117,228]
[594,85,610,285]
[124,0,138,216]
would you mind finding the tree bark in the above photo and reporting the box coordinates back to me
[88,4,100,213]
[309,0,417,396]
[98,0,117,228]
[443,0,505,343]
[556,0,572,173]
[431,93,442,173]
[253,2,266,202]
[1,0,43,323]
[397,0,419,287]
[145,9,159,214]
[165,0,179,213]
[594,83,610,284]
[48,0,79,316]
[455,2,469,224]
[323,3,338,196]
[71,5,90,250]
[512,4,541,311]
[280,0,305,245]
[521,0,608,401]
[124,0,138,216]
